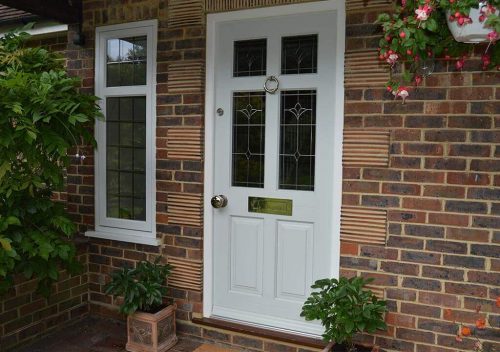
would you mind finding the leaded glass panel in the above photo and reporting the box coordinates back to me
[279,90,316,191]
[232,92,266,188]
[281,35,318,75]
[107,36,147,86]
[106,97,147,220]
[234,39,267,77]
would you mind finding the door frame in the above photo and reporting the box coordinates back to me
[203,0,346,326]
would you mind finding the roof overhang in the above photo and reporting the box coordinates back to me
[0,0,82,24]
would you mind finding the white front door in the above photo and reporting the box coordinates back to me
[210,5,342,335]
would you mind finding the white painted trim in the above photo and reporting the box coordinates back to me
[87,19,158,245]
[0,22,68,38]
[86,230,161,246]
[203,0,346,323]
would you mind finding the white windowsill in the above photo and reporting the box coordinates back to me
[85,230,161,246]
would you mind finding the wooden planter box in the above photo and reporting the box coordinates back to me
[126,304,177,352]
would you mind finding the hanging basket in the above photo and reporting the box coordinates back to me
[447,3,497,43]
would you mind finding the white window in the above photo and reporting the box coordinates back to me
[86,20,158,245]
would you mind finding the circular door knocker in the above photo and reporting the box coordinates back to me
[264,76,279,94]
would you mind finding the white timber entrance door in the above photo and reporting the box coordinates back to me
[208,3,344,336]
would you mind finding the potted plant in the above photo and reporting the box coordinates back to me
[105,258,177,352]
[301,277,387,352]
[376,0,499,101]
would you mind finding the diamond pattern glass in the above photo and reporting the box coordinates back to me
[106,97,147,220]
[234,39,267,77]
[281,35,318,75]
[107,36,147,86]
[279,90,316,191]
[232,92,266,188]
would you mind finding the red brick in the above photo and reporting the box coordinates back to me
[404,171,445,183]
[382,183,420,195]
[449,87,493,101]
[447,172,490,186]
[343,181,379,193]
[404,143,443,156]
[423,186,465,199]
[424,130,466,142]
[360,246,398,260]
[393,129,421,141]
[385,313,416,328]
[345,102,382,114]
[388,210,426,223]
[396,327,435,344]
[419,292,460,308]
[445,282,488,297]
[381,261,419,276]
[340,242,359,255]
[424,158,466,171]
[445,227,490,243]
[401,302,441,318]
[424,101,467,114]
[403,198,442,211]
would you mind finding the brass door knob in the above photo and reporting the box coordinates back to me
[211,195,228,208]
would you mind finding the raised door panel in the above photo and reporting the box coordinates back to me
[276,221,313,301]
[230,216,264,295]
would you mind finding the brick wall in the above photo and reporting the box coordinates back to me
[340,5,500,352]
[8,0,497,352]
[0,251,89,350]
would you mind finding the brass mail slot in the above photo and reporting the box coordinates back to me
[248,197,292,216]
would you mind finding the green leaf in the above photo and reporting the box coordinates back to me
[0,238,12,251]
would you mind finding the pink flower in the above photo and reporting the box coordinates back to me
[386,53,399,66]
[415,5,432,20]
[487,30,499,42]
[393,87,409,103]
[401,0,406,6]
[455,57,465,71]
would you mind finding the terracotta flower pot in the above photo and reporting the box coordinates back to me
[126,304,177,352]
[446,3,498,43]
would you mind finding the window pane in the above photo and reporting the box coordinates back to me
[279,90,316,191]
[234,39,267,77]
[232,92,265,188]
[106,97,147,221]
[281,35,318,75]
[107,36,147,87]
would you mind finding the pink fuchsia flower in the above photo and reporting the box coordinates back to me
[414,75,422,86]
[393,87,409,103]
[455,57,465,71]
[386,53,399,66]
[480,3,497,18]
[415,5,432,20]
[487,30,499,42]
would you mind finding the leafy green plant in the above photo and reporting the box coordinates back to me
[376,0,499,100]
[0,27,102,296]
[301,277,387,352]
[105,258,173,315]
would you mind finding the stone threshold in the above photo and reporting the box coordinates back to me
[192,317,326,349]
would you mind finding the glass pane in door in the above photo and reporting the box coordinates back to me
[234,39,267,77]
[281,35,318,75]
[232,92,266,188]
[279,90,316,191]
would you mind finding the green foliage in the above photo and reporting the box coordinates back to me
[105,258,173,315]
[376,0,499,92]
[301,277,387,351]
[0,28,102,296]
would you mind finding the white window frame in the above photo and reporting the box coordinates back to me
[86,20,158,246]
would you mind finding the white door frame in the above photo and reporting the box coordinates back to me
[203,0,346,327]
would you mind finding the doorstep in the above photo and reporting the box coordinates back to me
[191,317,326,350]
